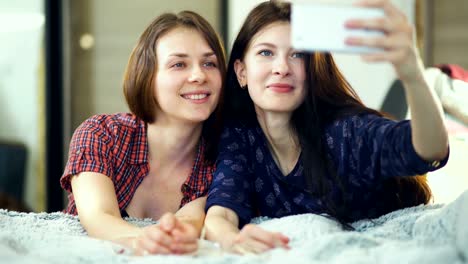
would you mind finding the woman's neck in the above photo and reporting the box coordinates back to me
[256,110,300,175]
[146,119,203,166]
[257,111,293,146]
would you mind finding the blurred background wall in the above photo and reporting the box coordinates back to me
[0,0,45,211]
[0,0,467,212]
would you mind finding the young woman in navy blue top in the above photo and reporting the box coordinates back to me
[204,0,449,254]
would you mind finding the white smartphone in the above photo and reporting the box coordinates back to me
[291,2,385,53]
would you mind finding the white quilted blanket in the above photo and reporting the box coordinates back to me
[1,190,467,264]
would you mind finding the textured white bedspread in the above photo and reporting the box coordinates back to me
[1,190,467,264]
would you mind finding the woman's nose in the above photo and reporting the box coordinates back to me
[272,57,290,76]
[188,66,206,83]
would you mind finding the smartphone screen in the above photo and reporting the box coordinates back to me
[292,3,384,53]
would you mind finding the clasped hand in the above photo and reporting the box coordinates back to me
[130,212,198,255]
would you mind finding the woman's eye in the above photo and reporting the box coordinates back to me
[172,62,185,68]
[258,50,273,56]
[291,52,305,59]
[204,61,217,68]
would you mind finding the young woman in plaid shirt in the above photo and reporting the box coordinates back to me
[60,11,226,255]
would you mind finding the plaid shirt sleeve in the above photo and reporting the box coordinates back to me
[60,115,115,192]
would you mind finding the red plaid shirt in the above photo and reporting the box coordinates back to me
[60,113,214,215]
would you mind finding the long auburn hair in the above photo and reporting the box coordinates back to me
[123,11,226,164]
[225,1,431,224]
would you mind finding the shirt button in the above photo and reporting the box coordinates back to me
[75,149,80,155]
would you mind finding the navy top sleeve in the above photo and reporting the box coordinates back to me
[205,125,255,226]
[324,114,449,188]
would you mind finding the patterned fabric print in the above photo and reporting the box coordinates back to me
[206,114,449,227]
[60,113,213,215]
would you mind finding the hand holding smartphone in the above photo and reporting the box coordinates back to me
[291,2,385,54]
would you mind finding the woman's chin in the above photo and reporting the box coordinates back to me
[184,113,212,124]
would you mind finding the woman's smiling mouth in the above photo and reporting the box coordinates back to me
[181,91,211,103]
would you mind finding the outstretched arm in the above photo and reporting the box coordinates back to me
[346,0,448,161]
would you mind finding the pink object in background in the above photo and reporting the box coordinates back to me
[445,115,468,136]
[437,64,468,83]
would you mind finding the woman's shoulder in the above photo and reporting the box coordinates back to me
[222,120,262,138]
[217,120,264,151]
[78,113,144,134]
[70,113,146,150]
[82,112,141,127]
[325,113,390,132]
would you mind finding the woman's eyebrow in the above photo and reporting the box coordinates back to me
[168,52,216,58]
[251,42,276,49]
[168,53,188,58]
[203,52,216,58]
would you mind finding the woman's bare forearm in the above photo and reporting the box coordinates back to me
[204,208,240,249]
[79,211,142,242]
[402,64,449,161]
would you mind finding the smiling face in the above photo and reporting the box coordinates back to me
[153,26,222,124]
[234,22,306,116]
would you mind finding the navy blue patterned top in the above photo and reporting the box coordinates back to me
[206,114,449,227]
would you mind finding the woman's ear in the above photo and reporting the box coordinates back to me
[234,59,247,88]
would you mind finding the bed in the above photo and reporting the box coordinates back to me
[1,189,467,264]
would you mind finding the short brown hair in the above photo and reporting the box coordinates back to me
[123,11,226,123]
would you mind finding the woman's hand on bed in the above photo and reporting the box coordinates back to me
[229,224,290,254]
[131,213,198,255]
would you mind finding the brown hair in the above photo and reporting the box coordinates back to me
[225,1,431,224]
[123,11,226,163]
